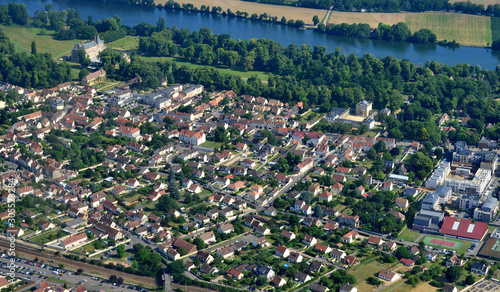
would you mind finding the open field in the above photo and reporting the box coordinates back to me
[140,56,270,80]
[156,0,328,23]
[0,25,78,57]
[449,0,500,5]
[380,281,438,292]
[349,261,392,283]
[107,36,140,51]
[405,12,492,46]
[398,227,422,242]
[328,11,492,46]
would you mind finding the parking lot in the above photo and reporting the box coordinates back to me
[0,255,146,291]
[466,278,500,292]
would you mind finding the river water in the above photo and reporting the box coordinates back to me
[5,0,500,69]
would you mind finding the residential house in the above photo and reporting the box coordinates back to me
[275,245,290,258]
[378,269,400,282]
[199,231,216,245]
[446,255,463,267]
[302,234,318,247]
[471,262,489,275]
[216,246,234,258]
[400,258,415,267]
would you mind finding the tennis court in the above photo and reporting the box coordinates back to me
[423,235,463,251]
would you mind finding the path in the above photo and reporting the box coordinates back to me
[374,278,406,292]
[323,6,334,25]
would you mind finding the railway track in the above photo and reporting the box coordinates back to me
[0,239,157,287]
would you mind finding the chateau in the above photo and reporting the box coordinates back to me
[70,35,106,62]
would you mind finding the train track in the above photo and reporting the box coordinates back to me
[0,240,157,287]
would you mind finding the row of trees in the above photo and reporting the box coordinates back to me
[316,22,438,44]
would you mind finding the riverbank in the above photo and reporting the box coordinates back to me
[158,0,328,24]
[156,0,495,46]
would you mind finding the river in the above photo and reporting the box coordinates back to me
[4,0,500,69]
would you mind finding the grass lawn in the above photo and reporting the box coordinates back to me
[140,55,269,81]
[349,261,391,283]
[0,24,78,57]
[422,235,465,251]
[31,229,64,244]
[398,227,421,242]
[360,158,374,169]
[107,36,140,51]
[380,281,437,292]
[405,12,492,46]
[200,141,223,149]
[94,79,126,92]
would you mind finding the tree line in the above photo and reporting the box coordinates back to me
[316,22,438,44]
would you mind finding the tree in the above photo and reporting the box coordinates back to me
[313,205,323,217]
[445,266,462,282]
[156,16,166,32]
[31,41,37,55]
[418,241,426,251]
[256,275,268,286]
[77,268,83,274]
[300,191,314,204]
[109,275,117,283]
[78,47,91,67]
[395,246,412,259]
[117,277,124,285]
[193,237,206,250]
[465,275,475,285]
[312,15,320,25]
[116,244,126,258]
[79,69,90,80]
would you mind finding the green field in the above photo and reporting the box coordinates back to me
[422,235,464,251]
[0,24,79,58]
[398,227,421,242]
[140,56,269,81]
[107,36,140,51]
[200,141,223,149]
[349,261,394,283]
[405,12,492,46]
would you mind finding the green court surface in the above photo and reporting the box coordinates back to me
[422,235,463,251]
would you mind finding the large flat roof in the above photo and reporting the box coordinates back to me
[439,216,488,241]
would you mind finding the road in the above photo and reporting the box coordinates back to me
[203,234,258,253]
[322,6,334,25]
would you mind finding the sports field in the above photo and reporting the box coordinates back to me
[422,235,463,251]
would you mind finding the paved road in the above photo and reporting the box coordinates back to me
[203,234,258,253]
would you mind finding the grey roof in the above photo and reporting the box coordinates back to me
[403,187,419,197]
[75,35,104,50]
[422,193,439,205]
[482,197,498,212]
[434,186,452,198]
